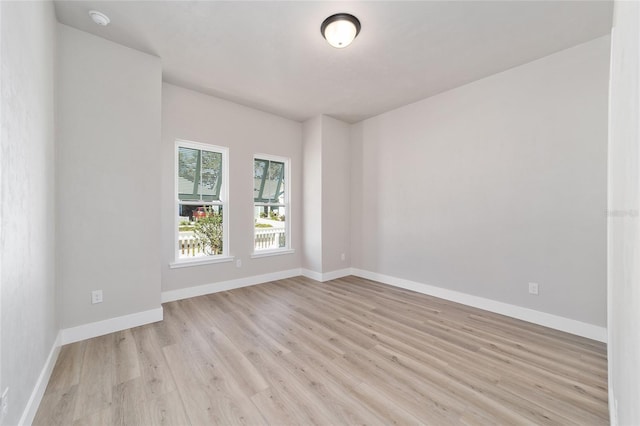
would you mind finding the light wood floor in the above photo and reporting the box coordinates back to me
[34,276,609,425]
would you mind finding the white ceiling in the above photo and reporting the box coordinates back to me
[54,1,613,123]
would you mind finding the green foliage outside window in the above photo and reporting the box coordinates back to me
[193,207,223,255]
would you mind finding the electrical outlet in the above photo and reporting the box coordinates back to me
[236,259,242,268]
[91,290,103,304]
[340,253,346,261]
[528,282,539,295]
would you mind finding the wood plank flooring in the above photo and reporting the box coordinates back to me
[34,276,609,425]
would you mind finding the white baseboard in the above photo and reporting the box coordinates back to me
[301,268,323,281]
[609,386,618,426]
[351,268,607,343]
[18,331,62,426]
[60,307,164,345]
[161,268,302,303]
[301,268,352,282]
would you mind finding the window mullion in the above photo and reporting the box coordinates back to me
[193,149,201,200]
[215,160,223,201]
[258,160,268,201]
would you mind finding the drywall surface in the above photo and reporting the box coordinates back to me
[607,1,640,423]
[302,116,323,273]
[321,116,351,273]
[301,115,351,275]
[351,36,609,326]
[350,123,365,270]
[0,2,58,424]
[57,24,162,328]
[161,83,302,292]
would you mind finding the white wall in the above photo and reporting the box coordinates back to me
[57,25,162,328]
[161,83,302,293]
[301,115,351,276]
[321,116,351,273]
[302,116,322,273]
[351,36,610,327]
[0,2,58,424]
[607,1,640,423]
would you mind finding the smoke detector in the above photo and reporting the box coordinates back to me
[89,10,110,26]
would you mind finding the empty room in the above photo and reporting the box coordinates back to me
[1,0,639,425]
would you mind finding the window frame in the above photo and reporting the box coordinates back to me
[252,153,293,257]
[172,139,231,267]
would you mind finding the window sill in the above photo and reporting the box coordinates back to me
[169,256,234,269]
[251,249,295,259]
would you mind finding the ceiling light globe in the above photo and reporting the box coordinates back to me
[321,14,361,49]
[324,20,357,48]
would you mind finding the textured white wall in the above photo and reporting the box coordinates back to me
[161,84,302,292]
[302,116,323,273]
[351,36,610,327]
[302,115,351,275]
[0,2,58,424]
[607,1,640,423]
[57,25,162,328]
[321,116,351,273]
[350,123,365,270]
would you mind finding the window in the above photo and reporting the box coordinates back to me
[253,155,290,254]
[175,140,229,263]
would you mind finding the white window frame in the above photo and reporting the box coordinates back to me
[251,154,294,258]
[171,139,232,268]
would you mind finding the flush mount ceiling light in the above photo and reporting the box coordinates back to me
[89,10,110,26]
[321,13,361,48]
